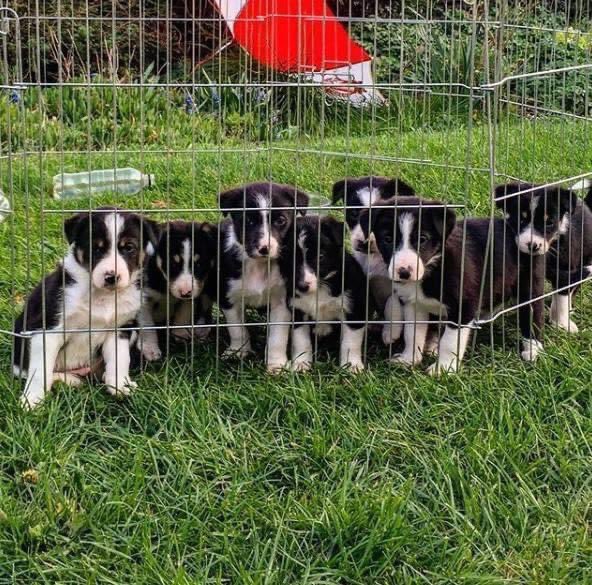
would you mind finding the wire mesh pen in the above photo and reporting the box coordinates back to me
[1,1,591,397]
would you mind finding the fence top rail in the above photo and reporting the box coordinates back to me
[493,173,592,203]
[482,64,592,90]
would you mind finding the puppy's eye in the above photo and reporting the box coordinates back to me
[419,234,429,245]
[172,255,181,264]
[274,215,287,227]
[349,209,360,219]
[383,234,393,244]
[245,216,256,227]
[120,241,137,253]
[522,211,528,219]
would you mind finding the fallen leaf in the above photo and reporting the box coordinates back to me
[21,469,39,484]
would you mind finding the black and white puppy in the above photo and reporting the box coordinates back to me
[332,176,415,345]
[496,182,592,333]
[219,182,309,372]
[13,207,157,408]
[281,215,368,372]
[364,196,547,374]
[138,220,217,361]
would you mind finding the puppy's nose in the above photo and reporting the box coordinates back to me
[180,290,193,298]
[297,283,310,294]
[104,272,120,286]
[258,245,269,256]
[398,267,411,281]
[527,241,541,253]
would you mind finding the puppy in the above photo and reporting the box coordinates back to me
[332,176,415,345]
[281,215,368,372]
[219,182,309,372]
[364,196,547,374]
[13,207,157,408]
[496,182,592,333]
[138,220,217,361]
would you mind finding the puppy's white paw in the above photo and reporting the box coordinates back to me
[382,323,402,346]
[549,295,579,334]
[20,387,45,410]
[266,359,288,375]
[551,318,579,334]
[291,358,312,373]
[423,334,440,357]
[521,339,543,362]
[141,341,162,362]
[345,360,365,374]
[427,360,458,376]
[103,376,137,397]
[390,352,419,367]
[222,346,252,360]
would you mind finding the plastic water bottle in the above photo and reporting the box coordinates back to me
[53,168,155,199]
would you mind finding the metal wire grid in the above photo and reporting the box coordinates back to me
[1,1,591,382]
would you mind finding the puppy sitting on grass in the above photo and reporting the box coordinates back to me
[218,182,309,373]
[282,215,369,372]
[496,181,592,333]
[138,220,217,361]
[13,207,157,408]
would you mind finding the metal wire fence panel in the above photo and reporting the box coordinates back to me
[1,1,591,400]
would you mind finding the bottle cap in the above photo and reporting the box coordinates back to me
[147,174,155,188]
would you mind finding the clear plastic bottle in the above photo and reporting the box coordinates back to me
[53,168,155,199]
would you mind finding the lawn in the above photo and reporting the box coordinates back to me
[0,113,591,582]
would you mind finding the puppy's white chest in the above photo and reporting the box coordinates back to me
[66,286,141,329]
[292,288,352,321]
[230,260,285,307]
[56,284,141,371]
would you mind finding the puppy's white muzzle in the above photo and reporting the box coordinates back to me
[298,267,318,294]
[389,249,425,282]
[170,276,203,299]
[516,227,548,256]
[93,254,130,290]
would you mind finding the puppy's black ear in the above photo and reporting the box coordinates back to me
[383,177,415,198]
[64,212,87,244]
[557,187,578,216]
[283,186,309,216]
[219,187,247,216]
[358,209,372,239]
[332,179,346,204]
[199,222,218,259]
[430,204,456,241]
[140,217,160,255]
[494,183,529,210]
[320,216,344,248]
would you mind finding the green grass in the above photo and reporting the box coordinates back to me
[1,114,592,583]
